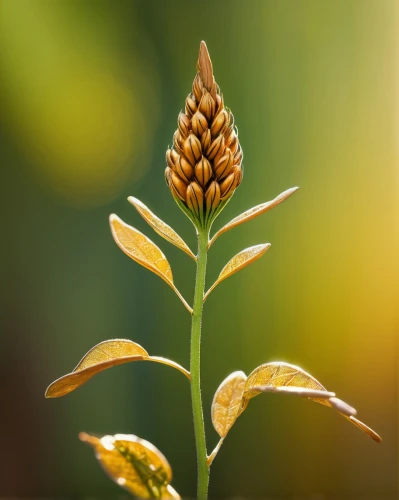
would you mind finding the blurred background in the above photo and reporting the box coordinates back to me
[0,0,397,498]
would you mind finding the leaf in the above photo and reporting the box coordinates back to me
[109,214,192,313]
[209,186,299,247]
[204,244,271,301]
[211,371,247,438]
[242,361,382,442]
[79,432,180,499]
[128,196,196,261]
[45,339,190,398]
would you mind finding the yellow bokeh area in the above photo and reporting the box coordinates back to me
[0,0,159,206]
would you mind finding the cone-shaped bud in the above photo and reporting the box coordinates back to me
[183,133,202,166]
[171,172,188,201]
[176,155,194,183]
[195,156,212,188]
[199,91,216,121]
[178,112,190,139]
[186,181,204,218]
[205,181,221,217]
[214,149,234,180]
[165,41,243,229]
[220,172,236,200]
[211,109,229,137]
[192,111,208,136]
[185,95,197,118]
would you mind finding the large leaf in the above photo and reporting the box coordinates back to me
[80,432,180,499]
[209,186,299,247]
[128,196,196,261]
[109,215,192,313]
[204,244,271,301]
[242,361,381,442]
[211,371,247,439]
[45,339,190,398]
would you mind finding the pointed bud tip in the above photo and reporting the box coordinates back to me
[197,41,214,94]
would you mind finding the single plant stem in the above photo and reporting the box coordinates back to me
[190,228,210,500]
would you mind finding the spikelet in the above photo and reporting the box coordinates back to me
[165,41,243,230]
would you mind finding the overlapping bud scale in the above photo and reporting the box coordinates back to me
[165,42,243,229]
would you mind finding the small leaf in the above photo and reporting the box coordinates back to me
[211,371,247,438]
[128,196,196,261]
[243,361,382,443]
[110,214,174,285]
[204,244,271,301]
[209,186,299,247]
[79,432,180,499]
[110,214,192,313]
[45,339,190,398]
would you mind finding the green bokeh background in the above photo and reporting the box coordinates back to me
[0,0,397,498]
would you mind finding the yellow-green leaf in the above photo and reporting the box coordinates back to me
[204,244,271,301]
[128,196,196,261]
[211,371,247,438]
[79,432,180,499]
[209,186,299,247]
[243,361,382,443]
[109,214,192,313]
[45,339,190,398]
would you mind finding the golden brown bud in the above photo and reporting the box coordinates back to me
[199,91,216,121]
[210,109,228,137]
[195,157,212,188]
[193,74,204,103]
[200,129,212,152]
[186,181,204,217]
[205,181,221,215]
[214,149,234,180]
[234,145,243,165]
[220,172,237,200]
[166,42,242,229]
[192,111,208,137]
[171,172,188,201]
[166,149,177,170]
[183,133,202,166]
[207,134,225,161]
[185,95,197,117]
[176,155,194,183]
[178,112,190,139]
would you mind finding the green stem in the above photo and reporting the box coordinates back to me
[190,229,210,500]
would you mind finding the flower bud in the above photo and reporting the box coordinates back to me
[183,133,202,166]
[175,155,194,183]
[166,149,178,170]
[200,129,211,151]
[205,181,221,215]
[199,91,215,121]
[178,112,190,139]
[220,172,236,200]
[195,156,212,188]
[234,145,243,165]
[193,74,204,102]
[171,172,188,201]
[207,134,225,161]
[185,94,197,117]
[192,111,208,137]
[210,109,228,137]
[214,149,233,179]
[186,181,204,217]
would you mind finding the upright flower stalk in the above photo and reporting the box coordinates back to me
[46,41,382,500]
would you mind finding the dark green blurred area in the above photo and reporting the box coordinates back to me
[0,0,397,498]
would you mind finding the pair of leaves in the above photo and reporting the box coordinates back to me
[45,339,190,398]
[211,362,382,444]
[204,187,298,300]
[80,432,180,499]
